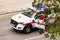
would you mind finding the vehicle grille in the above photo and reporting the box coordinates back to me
[10,19,18,27]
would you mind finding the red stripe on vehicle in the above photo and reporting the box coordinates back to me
[22,21,41,26]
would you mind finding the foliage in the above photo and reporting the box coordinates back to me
[45,17,60,40]
[32,0,60,40]
[44,7,52,15]
[32,0,36,7]
[38,29,44,34]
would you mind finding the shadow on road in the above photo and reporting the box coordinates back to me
[12,28,39,34]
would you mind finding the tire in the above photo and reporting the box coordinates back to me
[23,24,32,34]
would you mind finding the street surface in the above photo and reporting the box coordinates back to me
[0,0,32,13]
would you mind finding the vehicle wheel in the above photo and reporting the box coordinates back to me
[23,25,32,34]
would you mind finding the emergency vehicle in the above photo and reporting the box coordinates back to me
[10,7,45,34]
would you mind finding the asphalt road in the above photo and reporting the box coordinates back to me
[0,13,42,40]
[0,0,32,13]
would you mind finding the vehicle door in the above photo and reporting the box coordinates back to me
[33,12,41,28]
[33,13,45,29]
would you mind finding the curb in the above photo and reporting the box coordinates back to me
[0,10,22,15]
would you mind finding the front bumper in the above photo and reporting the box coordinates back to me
[10,19,24,30]
[11,24,24,30]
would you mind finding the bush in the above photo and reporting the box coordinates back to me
[45,17,60,40]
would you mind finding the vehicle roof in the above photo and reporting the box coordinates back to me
[29,7,40,13]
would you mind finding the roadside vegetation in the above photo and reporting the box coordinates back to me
[32,0,60,40]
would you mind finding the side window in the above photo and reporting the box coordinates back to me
[34,12,41,19]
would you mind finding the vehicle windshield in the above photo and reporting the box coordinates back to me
[22,8,32,18]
